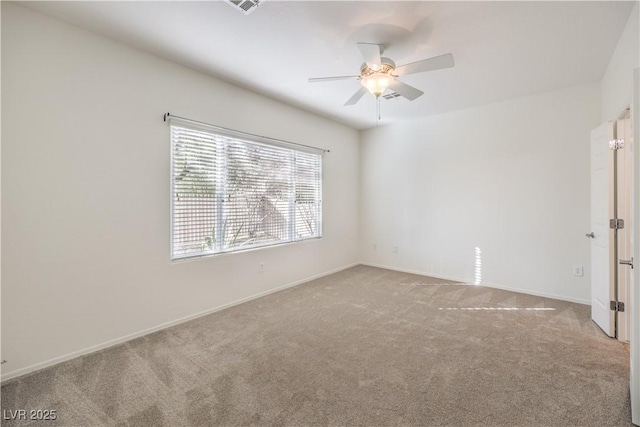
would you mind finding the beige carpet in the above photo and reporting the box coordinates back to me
[1,265,631,426]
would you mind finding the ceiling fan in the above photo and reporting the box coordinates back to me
[309,43,455,106]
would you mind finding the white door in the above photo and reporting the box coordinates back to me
[590,121,615,337]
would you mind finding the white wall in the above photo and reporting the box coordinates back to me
[602,2,639,121]
[1,3,359,380]
[360,83,601,304]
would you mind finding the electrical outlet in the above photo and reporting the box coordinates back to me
[572,265,583,277]
[259,262,265,273]
[393,246,398,254]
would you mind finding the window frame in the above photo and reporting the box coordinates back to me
[169,120,324,261]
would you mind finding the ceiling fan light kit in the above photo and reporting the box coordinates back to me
[309,42,455,111]
[360,58,396,98]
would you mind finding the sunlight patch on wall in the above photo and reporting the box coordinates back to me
[474,247,482,285]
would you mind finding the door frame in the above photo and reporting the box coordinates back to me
[616,111,632,343]
[631,67,639,427]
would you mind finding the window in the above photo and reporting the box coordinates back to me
[170,123,322,260]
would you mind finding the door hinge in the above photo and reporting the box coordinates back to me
[609,139,624,150]
[610,218,625,229]
[610,301,625,312]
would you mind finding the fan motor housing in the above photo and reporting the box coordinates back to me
[360,57,396,77]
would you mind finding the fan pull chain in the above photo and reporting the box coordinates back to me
[376,97,381,126]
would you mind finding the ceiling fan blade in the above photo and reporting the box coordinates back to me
[394,53,455,76]
[389,80,424,101]
[308,76,360,83]
[357,42,382,69]
[344,86,368,106]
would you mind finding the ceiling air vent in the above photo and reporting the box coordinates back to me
[382,92,402,100]
[226,0,265,15]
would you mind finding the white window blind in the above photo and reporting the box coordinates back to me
[171,124,322,260]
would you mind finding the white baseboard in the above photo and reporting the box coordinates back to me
[1,262,359,383]
[477,279,590,305]
[360,262,466,284]
[359,262,590,306]
[2,260,590,382]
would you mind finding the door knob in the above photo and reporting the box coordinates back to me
[619,257,634,269]
[585,232,595,238]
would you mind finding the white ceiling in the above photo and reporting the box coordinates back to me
[23,1,634,130]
